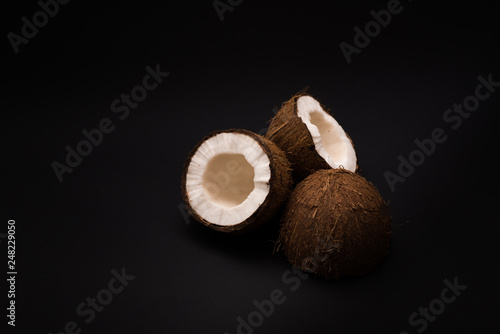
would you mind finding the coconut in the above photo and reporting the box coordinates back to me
[266,92,358,181]
[181,129,293,233]
[277,169,391,279]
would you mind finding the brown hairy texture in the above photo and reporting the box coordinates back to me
[181,129,293,234]
[265,92,358,181]
[277,169,391,279]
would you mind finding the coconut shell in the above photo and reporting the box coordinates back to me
[181,129,293,234]
[265,92,358,181]
[277,169,391,279]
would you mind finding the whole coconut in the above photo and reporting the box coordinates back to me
[278,169,391,279]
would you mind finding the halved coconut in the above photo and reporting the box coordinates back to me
[266,93,357,181]
[181,129,292,233]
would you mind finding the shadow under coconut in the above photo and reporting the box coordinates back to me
[183,215,284,262]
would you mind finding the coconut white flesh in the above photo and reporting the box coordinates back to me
[296,96,357,171]
[185,133,271,226]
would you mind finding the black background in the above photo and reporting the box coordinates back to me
[2,0,500,333]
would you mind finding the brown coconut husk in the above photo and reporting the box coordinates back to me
[181,129,293,234]
[277,169,391,279]
[265,92,358,181]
